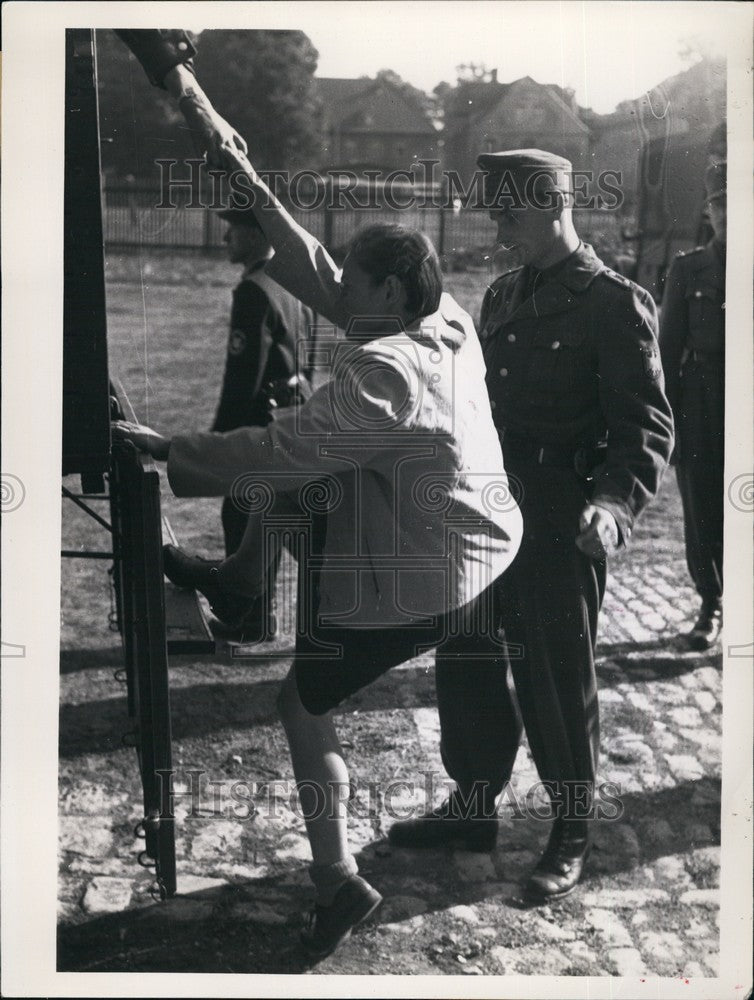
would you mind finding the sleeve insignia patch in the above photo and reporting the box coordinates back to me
[228,329,247,356]
[641,345,662,380]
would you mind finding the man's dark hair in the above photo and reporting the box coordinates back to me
[348,224,442,320]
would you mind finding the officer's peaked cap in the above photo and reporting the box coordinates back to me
[477,149,573,204]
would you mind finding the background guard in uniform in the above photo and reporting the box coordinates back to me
[163,205,314,640]
[659,161,726,650]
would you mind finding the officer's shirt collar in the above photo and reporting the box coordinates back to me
[547,242,603,292]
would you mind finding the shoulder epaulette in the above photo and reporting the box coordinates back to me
[601,267,633,288]
[489,265,524,293]
[501,264,525,278]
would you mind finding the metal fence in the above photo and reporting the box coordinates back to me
[102,185,623,259]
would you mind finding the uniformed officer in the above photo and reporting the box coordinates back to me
[659,161,726,649]
[163,205,314,638]
[389,149,674,902]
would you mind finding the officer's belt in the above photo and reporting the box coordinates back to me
[500,430,579,469]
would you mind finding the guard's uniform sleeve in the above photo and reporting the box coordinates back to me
[591,280,675,543]
[114,29,196,88]
[167,345,417,497]
[211,281,275,432]
[658,254,689,415]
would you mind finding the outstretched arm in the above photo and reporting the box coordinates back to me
[222,147,347,327]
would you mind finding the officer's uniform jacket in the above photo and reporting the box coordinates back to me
[658,241,725,413]
[212,265,314,432]
[480,243,674,543]
[169,224,523,626]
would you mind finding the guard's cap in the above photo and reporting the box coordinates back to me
[704,160,726,203]
[218,203,264,229]
[477,148,573,208]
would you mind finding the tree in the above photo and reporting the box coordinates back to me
[194,30,322,171]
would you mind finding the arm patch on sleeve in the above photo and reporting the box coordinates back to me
[641,345,662,380]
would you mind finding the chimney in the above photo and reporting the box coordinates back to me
[490,68,498,83]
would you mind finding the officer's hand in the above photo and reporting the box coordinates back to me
[179,98,248,169]
[112,420,171,461]
[576,504,619,560]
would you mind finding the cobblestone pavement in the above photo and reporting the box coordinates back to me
[57,475,725,980]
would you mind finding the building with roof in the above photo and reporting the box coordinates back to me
[314,76,438,172]
[588,56,726,216]
[586,56,726,294]
[441,75,592,184]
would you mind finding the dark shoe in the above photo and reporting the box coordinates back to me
[162,544,220,590]
[239,596,278,641]
[300,876,382,959]
[687,599,722,651]
[526,820,591,902]
[162,545,254,629]
[210,601,278,643]
[388,796,498,852]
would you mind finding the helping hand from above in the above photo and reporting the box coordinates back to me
[111,420,172,462]
[179,99,248,170]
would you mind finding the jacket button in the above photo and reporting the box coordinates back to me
[178,41,189,51]
[694,290,703,298]
[507,333,516,343]
[551,340,560,350]
[490,400,496,409]
[499,367,508,377]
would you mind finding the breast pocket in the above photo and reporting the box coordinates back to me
[529,325,593,399]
